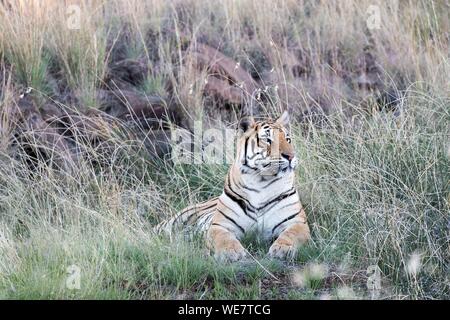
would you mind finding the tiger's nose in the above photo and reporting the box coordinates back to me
[281,153,294,161]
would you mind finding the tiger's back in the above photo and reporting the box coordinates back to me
[155,197,218,235]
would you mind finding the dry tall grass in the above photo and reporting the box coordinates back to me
[0,0,448,299]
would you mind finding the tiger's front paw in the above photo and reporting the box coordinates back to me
[268,241,295,260]
[214,240,247,262]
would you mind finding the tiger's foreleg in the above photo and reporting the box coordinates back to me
[206,211,247,262]
[268,209,310,259]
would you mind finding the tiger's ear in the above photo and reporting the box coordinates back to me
[239,116,255,133]
[276,110,290,127]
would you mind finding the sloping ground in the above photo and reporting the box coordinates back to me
[1,0,447,166]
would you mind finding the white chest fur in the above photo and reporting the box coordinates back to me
[238,172,299,239]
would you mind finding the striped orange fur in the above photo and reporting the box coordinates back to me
[156,111,310,261]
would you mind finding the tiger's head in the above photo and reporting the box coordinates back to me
[237,111,297,177]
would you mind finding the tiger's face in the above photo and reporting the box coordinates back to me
[238,111,297,176]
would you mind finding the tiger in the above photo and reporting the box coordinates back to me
[156,111,310,261]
